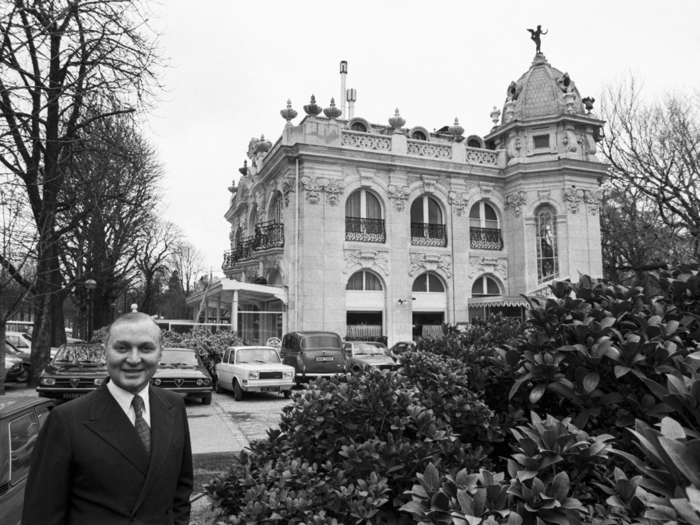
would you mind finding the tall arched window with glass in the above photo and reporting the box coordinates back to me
[411,196,446,247]
[256,193,284,250]
[536,206,559,283]
[469,201,503,250]
[345,190,385,243]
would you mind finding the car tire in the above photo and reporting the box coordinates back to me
[15,365,30,383]
[215,378,223,394]
[233,379,244,401]
[202,395,212,405]
[283,389,291,399]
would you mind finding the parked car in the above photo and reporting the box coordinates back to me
[36,343,107,400]
[3,353,25,384]
[6,330,59,359]
[152,347,213,405]
[215,346,295,401]
[388,340,417,355]
[2,341,29,383]
[280,331,346,383]
[0,396,55,525]
[343,341,399,372]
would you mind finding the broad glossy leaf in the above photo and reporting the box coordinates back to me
[550,472,570,502]
[422,463,441,492]
[583,372,600,393]
[657,436,700,487]
[529,384,546,404]
[660,417,686,440]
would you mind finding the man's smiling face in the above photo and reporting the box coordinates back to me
[105,316,162,394]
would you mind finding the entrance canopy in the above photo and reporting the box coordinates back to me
[186,278,287,310]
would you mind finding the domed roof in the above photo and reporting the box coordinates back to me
[503,54,584,120]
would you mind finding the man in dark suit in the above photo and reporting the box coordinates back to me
[23,312,193,525]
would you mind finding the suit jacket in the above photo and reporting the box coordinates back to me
[22,384,193,525]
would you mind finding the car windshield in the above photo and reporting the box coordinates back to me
[300,335,341,350]
[53,345,105,365]
[353,343,387,356]
[159,349,199,369]
[236,348,280,364]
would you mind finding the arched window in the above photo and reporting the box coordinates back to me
[410,196,446,247]
[536,205,559,283]
[412,273,445,293]
[472,275,501,296]
[345,190,385,243]
[346,271,383,291]
[469,201,502,250]
[268,194,282,224]
[248,205,258,236]
[257,194,284,250]
[467,138,481,148]
[350,121,367,132]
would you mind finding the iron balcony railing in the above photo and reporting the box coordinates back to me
[470,227,503,250]
[345,217,386,243]
[410,222,447,247]
[222,221,284,271]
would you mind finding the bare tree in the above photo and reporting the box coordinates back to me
[601,78,700,259]
[135,220,181,315]
[168,240,204,296]
[0,1,161,384]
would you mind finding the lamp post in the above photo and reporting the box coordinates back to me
[85,279,97,341]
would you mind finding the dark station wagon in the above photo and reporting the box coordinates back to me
[280,331,346,383]
[37,343,107,400]
[0,396,55,525]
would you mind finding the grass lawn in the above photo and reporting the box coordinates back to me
[190,451,240,525]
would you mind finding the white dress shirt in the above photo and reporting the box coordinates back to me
[106,380,152,427]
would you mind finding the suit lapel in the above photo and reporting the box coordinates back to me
[133,387,177,513]
[83,384,151,476]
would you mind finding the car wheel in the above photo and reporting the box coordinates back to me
[283,389,291,399]
[353,366,362,373]
[202,395,212,405]
[15,365,30,383]
[215,378,223,394]
[233,379,244,401]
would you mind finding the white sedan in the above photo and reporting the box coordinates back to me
[215,346,295,401]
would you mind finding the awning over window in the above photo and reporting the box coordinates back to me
[468,295,530,308]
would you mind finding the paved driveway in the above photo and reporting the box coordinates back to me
[184,390,293,454]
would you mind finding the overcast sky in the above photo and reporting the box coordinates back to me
[143,0,700,276]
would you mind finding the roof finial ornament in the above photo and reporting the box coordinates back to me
[526,25,547,54]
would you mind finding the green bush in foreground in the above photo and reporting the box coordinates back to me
[205,265,700,524]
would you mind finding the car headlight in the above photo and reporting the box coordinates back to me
[248,371,259,380]
[203,378,211,386]
[153,378,162,385]
[41,377,56,385]
[283,371,293,379]
[94,378,104,385]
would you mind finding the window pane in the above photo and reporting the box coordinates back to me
[346,272,363,290]
[412,274,427,292]
[428,198,442,224]
[10,412,40,483]
[472,277,484,295]
[534,135,549,148]
[484,203,497,221]
[410,199,423,223]
[428,274,445,292]
[366,192,381,219]
[469,204,481,219]
[364,272,383,291]
[35,406,51,428]
[536,207,559,283]
[346,191,361,218]
[486,277,500,294]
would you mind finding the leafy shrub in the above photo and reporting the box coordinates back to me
[162,328,242,372]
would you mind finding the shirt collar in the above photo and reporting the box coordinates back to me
[106,380,151,414]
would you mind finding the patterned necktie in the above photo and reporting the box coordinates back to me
[131,395,151,455]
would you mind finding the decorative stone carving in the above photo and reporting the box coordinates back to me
[490,106,501,126]
[448,191,469,216]
[537,190,550,202]
[422,175,438,194]
[562,125,578,152]
[300,176,344,206]
[282,177,295,207]
[343,250,390,276]
[301,177,322,204]
[506,130,522,159]
[280,99,298,125]
[584,189,602,215]
[321,178,343,206]
[388,108,406,132]
[505,191,527,217]
[469,256,509,281]
[409,253,452,278]
[359,169,375,188]
[480,184,494,201]
[388,184,410,211]
[303,95,322,117]
[564,187,584,214]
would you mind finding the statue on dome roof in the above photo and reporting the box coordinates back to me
[527,25,547,54]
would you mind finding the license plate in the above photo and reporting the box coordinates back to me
[260,386,279,392]
[316,357,334,362]
[62,393,83,399]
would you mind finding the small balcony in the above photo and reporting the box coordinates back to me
[410,222,447,247]
[470,227,503,250]
[345,217,386,243]
[222,221,284,272]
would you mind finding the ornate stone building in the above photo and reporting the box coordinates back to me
[188,53,606,345]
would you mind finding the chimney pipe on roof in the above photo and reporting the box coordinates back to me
[346,88,356,120]
[340,60,347,118]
